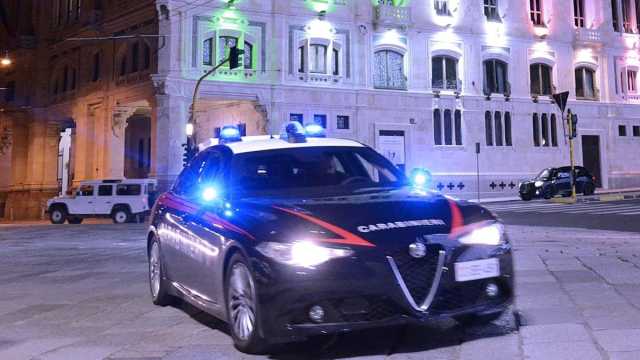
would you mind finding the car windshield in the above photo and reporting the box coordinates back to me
[229,146,406,198]
[536,169,551,180]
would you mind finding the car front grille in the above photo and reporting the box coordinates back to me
[390,245,443,305]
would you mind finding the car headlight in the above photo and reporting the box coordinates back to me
[534,181,544,188]
[458,223,505,246]
[256,241,354,268]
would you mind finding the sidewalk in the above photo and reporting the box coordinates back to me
[455,187,640,204]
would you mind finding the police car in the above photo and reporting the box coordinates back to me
[146,123,514,354]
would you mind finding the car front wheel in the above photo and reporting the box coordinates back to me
[519,193,533,201]
[226,254,268,354]
[455,311,504,326]
[49,208,67,224]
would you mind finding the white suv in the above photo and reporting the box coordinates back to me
[46,179,158,224]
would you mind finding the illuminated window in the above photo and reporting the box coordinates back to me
[541,113,550,147]
[551,114,558,147]
[332,48,339,76]
[219,36,238,65]
[203,38,213,66]
[483,59,508,94]
[505,112,512,146]
[314,114,327,128]
[373,50,406,90]
[244,41,253,69]
[434,0,451,16]
[612,0,620,31]
[433,109,442,145]
[628,69,637,93]
[485,111,493,146]
[298,46,305,73]
[431,56,458,90]
[622,0,633,33]
[533,113,541,147]
[530,63,553,96]
[484,0,500,22]
[435,109,462,146]
[530,0,544,26]
[575,67,596,99]
[574,0,585,27]
[309,44,327,74]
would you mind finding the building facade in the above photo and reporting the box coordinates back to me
[2,0,640,219]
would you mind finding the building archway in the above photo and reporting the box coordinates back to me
[57,118,76,195]
[124,111,151,179]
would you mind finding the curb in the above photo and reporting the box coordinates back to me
[577,192,640,203]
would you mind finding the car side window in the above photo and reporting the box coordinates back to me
[200,152,223,184]
[78,185,94,196]
[116,184,142,196]
[557,171,571,179]
[98,185,112,196]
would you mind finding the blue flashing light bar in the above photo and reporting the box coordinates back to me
[410,168,432,189]
[304,123,326,138]
[280,121,307,143]
[220,125,242,144]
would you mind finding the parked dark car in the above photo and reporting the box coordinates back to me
[519,166,596,201]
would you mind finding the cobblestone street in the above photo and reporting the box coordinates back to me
[1,223,640,359]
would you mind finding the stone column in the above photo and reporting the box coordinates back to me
[107,106,136,179]
[153,94,190,191]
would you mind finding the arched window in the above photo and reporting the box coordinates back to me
[483,59,508,94]
[374,50,406,90]
[495,111,503,146]
[444,109,453,145]
[575,67,596,99]
[485,111,493,146]
[530,63,553,95]
[551,114,558,147]
[432,55,458,90]
[244,41,253,69]
[433,109,442,145]
[533,113,541,147]
[541,113,550,147]
[505,112,512,146]
[309,44,327,74]
[203,38,213,66]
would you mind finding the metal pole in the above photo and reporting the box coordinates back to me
[475,142,480,203]
[568,111,577,201]
[188,57,231,148]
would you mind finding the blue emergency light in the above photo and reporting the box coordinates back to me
[280,121,307,143]
[410,168,432,189]
[304,123,326,138]
[219,125,242,144]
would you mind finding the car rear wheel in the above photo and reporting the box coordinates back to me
[520,193,532,201]
[226,254,268,354]
[49,207,67,224]
[148,240,173,306]
[112,208,131,224]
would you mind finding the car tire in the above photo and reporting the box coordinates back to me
[455,311,504,326]
[68,217,83,224]
[225,253,268,354]
[49,207,67,224]
[543,187,554,200]
[112,208,131,224]
[520,193,532,201]
[583,184,595,196]
[148,238,174,306]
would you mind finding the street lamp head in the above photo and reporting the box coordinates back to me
[185,123,194,137]
[1,51,11,66]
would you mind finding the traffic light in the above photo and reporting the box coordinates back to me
[182,142,197,167]
[571,113,578,139]
[229,46,245,70]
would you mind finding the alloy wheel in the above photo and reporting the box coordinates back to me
[228,263,256,341]
[149,242,161,299]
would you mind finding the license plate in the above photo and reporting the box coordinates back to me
[454,258,500,282]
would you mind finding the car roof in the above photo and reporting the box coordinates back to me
[220,137,366,154]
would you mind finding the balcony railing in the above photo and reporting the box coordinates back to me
[574,28,602,43]
[374,4,411,29]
